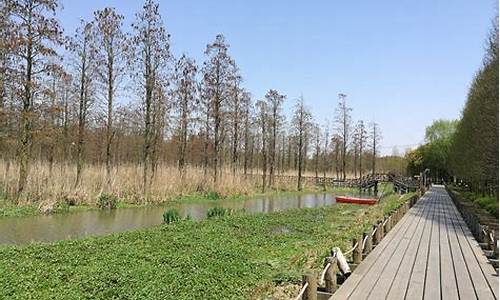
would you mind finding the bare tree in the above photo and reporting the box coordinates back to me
[228,71,244,176]
[335,93,352,180]
[256,100,268,192]
[201,34,234,182]
[7,0,63,195]
[292,96,312,190]
[369,121,382,175]
[354,120,367,178]
[242,93,253,176]
[173,54,197,175]
[132,0,170,195]
[94,7,128,189]
[68,19,96,187]
[313,123,321,180]
[322,121,330,191]
[264,89,285,187]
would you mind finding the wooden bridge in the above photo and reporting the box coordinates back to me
[331,185,498,300]
[267,172,419,193]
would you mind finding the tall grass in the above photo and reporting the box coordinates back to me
[0,160,329,205]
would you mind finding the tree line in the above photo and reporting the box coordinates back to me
[406,19,498,197]
[0,0,384,201]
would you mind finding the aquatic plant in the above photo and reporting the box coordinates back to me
[163,209,181,224]
[207,206,228,218]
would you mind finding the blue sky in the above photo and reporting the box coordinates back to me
[59,0,497,155]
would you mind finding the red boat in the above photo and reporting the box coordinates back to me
[335,196,378,205]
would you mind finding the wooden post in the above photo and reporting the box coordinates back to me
[384,216,391,234]
[374,223,381,244]
[378,222,384,240]
[325,257,337,293]
[302,273,317,300]
[364,231,372,257]
[353,237,362,264]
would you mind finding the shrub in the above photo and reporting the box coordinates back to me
[96,193,118,210]
[207,206,228,219]
[163,209,181,224]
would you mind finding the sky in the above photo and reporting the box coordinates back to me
[59,0,497,155]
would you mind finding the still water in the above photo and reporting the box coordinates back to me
[0,193,342,245]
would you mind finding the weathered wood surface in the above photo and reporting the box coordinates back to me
[331,185,498,300]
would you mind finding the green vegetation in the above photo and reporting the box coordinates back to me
[0,190,414,300]
[451,186,498,217]
[163,209,181,224]
[96,193,118,210]
[207,206,229,218]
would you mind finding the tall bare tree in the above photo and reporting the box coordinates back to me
[369,121,382,175]
[173,54,197,175]
[256,100,268,192]
[242,93,253,176]
[132,0,170,195]
[201,34,234,182]
[264,89,285,187]
[7,0,63,195]
[68,19,96,187]
[228,71,243,175]
[354,120,367,178]
[93,7,128,189]
[335,93,352,180]
[292,96,311,190]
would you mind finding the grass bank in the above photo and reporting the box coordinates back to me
[0,189,414,299]
[448,185,498,218]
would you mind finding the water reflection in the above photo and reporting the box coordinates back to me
[0,193,339,245]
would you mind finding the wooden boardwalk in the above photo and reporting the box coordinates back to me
[332,185,498,300]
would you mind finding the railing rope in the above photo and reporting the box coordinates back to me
[295,282,309,300]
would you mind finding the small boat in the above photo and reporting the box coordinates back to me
[335,196,378,205]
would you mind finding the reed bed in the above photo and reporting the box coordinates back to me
[0,160,332,206]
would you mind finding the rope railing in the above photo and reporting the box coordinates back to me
[294,282,309,300]
[318,262,332,286]
[344,242,358,256]
[362,234,370,250]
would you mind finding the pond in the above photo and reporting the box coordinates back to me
[0,192,367,245]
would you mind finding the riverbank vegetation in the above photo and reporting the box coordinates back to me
[0,188,413,300]
[0,0,401,213]
[0,177,359,218]
[406,19,498,198]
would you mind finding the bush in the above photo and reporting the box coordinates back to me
[207,206,228,219]
[163,209,181,224]
[475,196,499,217]
[96,193,118,210]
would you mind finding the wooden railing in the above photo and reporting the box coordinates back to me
[295,194,420,300]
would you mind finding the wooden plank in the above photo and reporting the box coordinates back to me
[385,195,433,299]
[405,193,436,299]
[332,198,423,299]
[444,192,477,300]
[444,188,498,300]
[438,193,460,299]
[423,194,441,299]
[366,193,430,299]
[347,199,428,299]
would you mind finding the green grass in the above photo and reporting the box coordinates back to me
[0,189,414,300]
[450,187,498,218]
